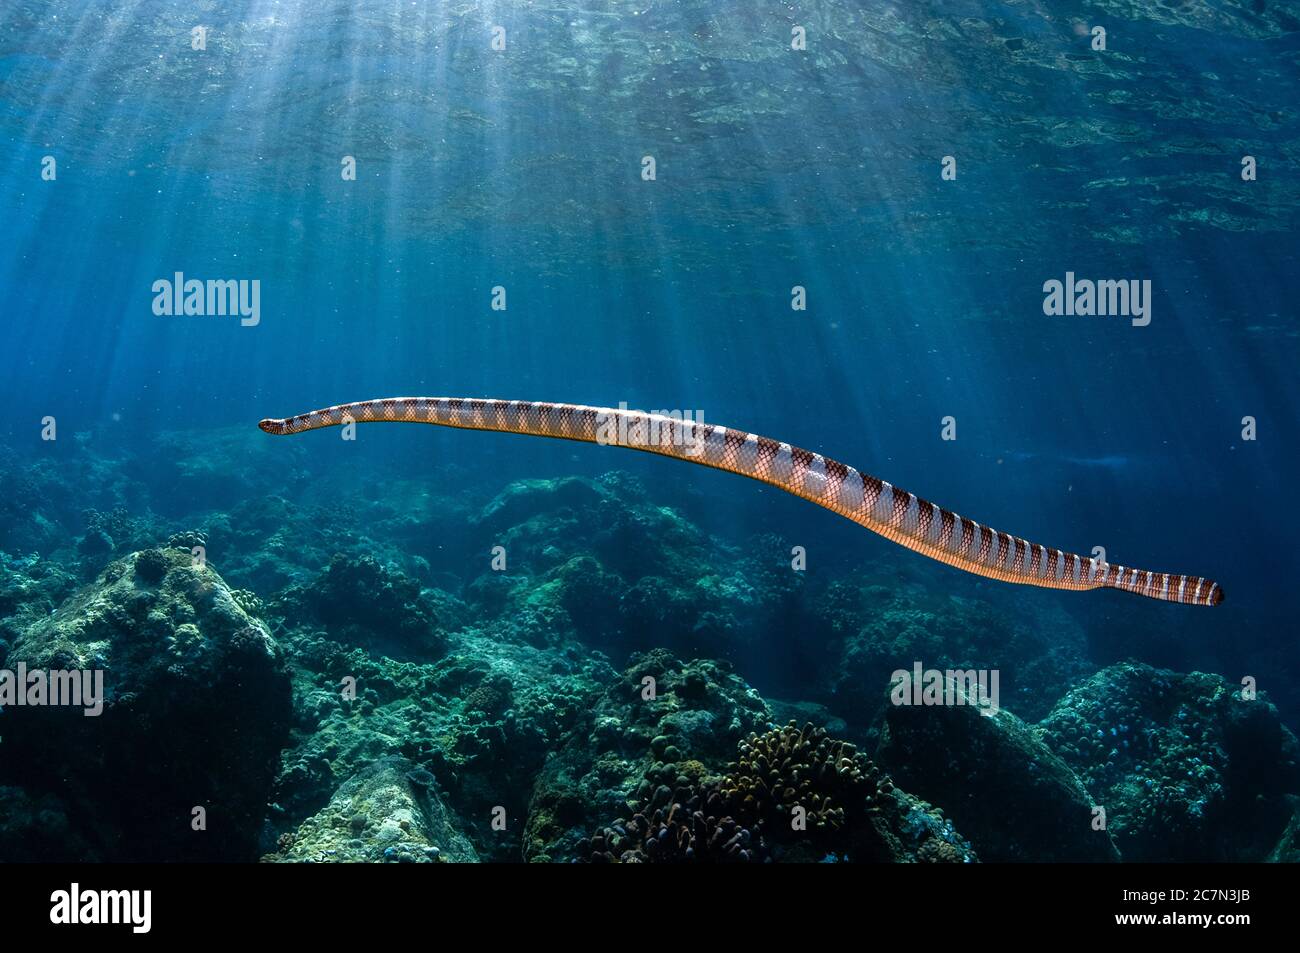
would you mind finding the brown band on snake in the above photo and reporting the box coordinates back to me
[259,398,1224,606]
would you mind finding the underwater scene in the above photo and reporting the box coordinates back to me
[1,0,1298,875]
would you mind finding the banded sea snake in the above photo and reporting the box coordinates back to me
[259,397,1223,606]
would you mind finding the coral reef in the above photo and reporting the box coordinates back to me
[586,722,975,863]
[77,506,156,567]
[875,679,1121,862]
[816,578,1093,722]
[265,757,477,863]
[0,443,139,558]
[0,430,1292,864]
[280,553,448,661]
[1037,662,1300,862]
[463,475,803,662]
[521,649,773,863]
[1268,799,1300,863]
[0,551,79,654]
[0,785,101,863]
[267,623,611,862]
[142,427,311,518]
[0,548,292,861]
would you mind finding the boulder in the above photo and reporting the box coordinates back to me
[0,548,291,861]
[1038,662,1300,861]
[875,681,1120,862]
[266,757,477,863]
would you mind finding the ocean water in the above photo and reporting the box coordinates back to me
[0,1,1298,865]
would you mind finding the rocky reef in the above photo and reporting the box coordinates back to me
[1037,662,1300,862]
[815,578,1093,722]
[876,682,1120,862]
[264,757,477,863]
[586,722,975,863]
[0,546,291,861]
[521,649,773,863]
[0,435,1295,863]
[279,553,448,661]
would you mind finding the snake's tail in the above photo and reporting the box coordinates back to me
[1103,568,1224,606]
[258,397,1223,607]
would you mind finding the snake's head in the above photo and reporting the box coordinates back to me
[258,418,283,435]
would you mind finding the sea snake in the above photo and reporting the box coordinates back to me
[259,398,1223,606]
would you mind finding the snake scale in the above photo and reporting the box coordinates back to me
[259,397,1223,606]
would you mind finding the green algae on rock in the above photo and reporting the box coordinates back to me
[1037,662,1300,862]
[815,577,1093,723]
[876,682,1121,863]
[265,757,477,863]
[523,649,774,863]
[281,552,449,662]
[0,548,291,861]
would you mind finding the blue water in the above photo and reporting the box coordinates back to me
[0,1,1297,862]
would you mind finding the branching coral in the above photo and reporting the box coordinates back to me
[719,721,887,837]
[587,721,964,863]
